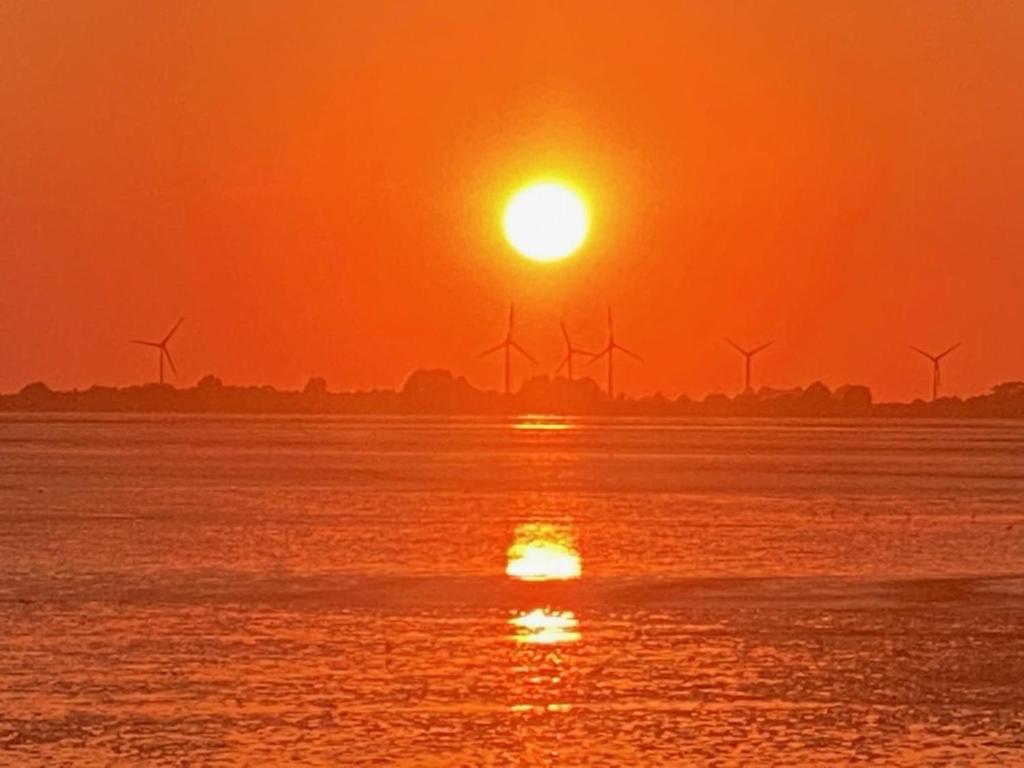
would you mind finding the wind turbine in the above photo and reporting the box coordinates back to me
[131,318,183,385]
[587,307,641,399]
[911,343,960,401]
[554,321,594,382]
[479,303,535,394]
[725,338,773,394]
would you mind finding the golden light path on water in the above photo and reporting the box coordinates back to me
[506,521,582,648]
[505,521,582,714]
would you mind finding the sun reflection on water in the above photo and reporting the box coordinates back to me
[506,522,581,581]
[509,608,581,645]
[504,522,583,715]
[512,415,574,431]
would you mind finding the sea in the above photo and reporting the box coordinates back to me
[1,414,1023,766]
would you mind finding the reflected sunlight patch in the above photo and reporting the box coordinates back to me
[513,415,574,431]
[509,608,580,645]
[506,523,581,581]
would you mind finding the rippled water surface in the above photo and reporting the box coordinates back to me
[2,414,1024,765]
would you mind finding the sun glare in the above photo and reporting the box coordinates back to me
[503,181,589,262]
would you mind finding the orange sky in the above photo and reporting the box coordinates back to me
[2,2,1022,401]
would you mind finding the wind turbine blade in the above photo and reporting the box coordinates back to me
[725,338,747,355]
[511,341,536,363]
[937,342,961,359]
[615,344,643,362]
[130,340,161,348]
[586,347,610,365]
[910,346,935,361]
[554,354,569,375]
[162,317,184,344]
[162,347,178,376]
[508,303,515,333]
[607,306,613,335]
[751,341,773,356]
[478,342,507,357]
[572,348,596,357]
[560,320,570,347]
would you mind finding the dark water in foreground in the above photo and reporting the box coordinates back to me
[1,414,1023,766]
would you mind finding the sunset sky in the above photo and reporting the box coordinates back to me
[2,2,1022,401]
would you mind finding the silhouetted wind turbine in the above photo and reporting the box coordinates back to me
[479,303,535,394]
[587,308,641,399]
[725,338,772,394]
[131,318,183,385]
[911,343,960,401]
[554,321,594,382]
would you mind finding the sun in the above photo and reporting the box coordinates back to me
[503,181,589,262]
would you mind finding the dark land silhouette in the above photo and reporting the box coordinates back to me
[3,371,1024,418]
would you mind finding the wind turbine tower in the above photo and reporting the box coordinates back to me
[588,308,641,399]
[479,303,535,394]
[131,318,184,385]
[725,339,773,394]
[555,321,594,382]
[911,343,960,401]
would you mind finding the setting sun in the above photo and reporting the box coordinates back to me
[503,181,589,262]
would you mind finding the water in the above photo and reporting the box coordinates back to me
[1,414,1023,765]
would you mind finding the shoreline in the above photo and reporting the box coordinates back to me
[2,408,1023,420]
[3,370,1022,418]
